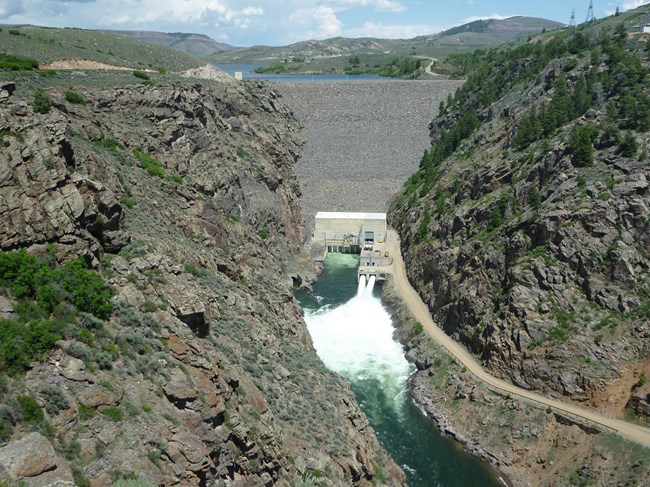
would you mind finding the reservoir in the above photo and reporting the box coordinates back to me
[215,64,391,82]
[296,253,502,487]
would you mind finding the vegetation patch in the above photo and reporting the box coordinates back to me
[132,149,165,178]
[0,249,113,375]
[64,90,86,105]
[0,53,39,71]
[32,89,52,114]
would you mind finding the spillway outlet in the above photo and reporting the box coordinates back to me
[358,270,387,283]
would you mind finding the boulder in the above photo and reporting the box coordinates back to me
[0,433,73,486]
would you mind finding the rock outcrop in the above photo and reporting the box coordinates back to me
[390,32,650,411]
[0,76,403,485]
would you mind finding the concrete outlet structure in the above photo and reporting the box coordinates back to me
[314,212,387,250]
[312,212,393,283]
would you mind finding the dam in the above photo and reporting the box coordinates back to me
[313,211,394,284]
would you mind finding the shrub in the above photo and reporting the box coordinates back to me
[528,186,541,210]
[0,53,38,71]
[102,406,123,422]
[258,229,269,240]
[64,91,85,105]
[78,403,97,421]
[0,250,113,375]
[40,384,70,415]
[64,341,93,362]
[17,395,44,425]
[0,420,12,443]
[96,138,124,151]
[0,319,67,374]
[72,466,90,487]
[113,477,157,487]
[132,70,150,80]
[132,149,165,178]
[32,89,52,114]
[618,131,638,158]
[119,197,137,209]
[0,402,21,425]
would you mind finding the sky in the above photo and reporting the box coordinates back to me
[1,0,649,47]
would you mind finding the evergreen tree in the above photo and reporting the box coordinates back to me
[570,125,595,167]
[618,131,639,158]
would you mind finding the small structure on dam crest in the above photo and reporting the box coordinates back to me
[313,212,393,283]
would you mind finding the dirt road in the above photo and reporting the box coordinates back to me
[387,228,650,449]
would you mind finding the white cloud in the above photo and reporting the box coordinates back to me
[622,0,650,9]
[287,6,343,40]
[345,21,439,38]
[92,1,267,31]
[462,13,513,23]
[324,0,407,13]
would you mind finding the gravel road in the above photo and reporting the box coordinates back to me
[275,80,463,235]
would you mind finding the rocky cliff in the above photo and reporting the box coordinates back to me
[0,76,403,486]
[390,26,650,422]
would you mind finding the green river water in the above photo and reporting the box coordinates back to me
[296,253,503,487]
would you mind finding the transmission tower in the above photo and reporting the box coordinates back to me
[586,0,595,23]
[569,9,576,29]
[585,0,598,40]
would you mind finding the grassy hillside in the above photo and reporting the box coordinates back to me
[212,16,563,77]
[0,25,203,72]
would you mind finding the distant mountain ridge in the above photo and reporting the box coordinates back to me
[211,16,564,65]
[107,30,236,58]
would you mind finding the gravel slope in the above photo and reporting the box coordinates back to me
[275,80,463,235]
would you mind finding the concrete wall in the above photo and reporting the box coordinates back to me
[314,214,386,242]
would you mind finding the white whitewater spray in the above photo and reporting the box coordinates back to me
[305,271,414,415]
[357,274,367,295]
[365,275,376,296]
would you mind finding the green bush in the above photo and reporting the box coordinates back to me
[618,131,638,158]
[17,396,44,425]
[40,384,70,415]
[132,149,165,178]
[102,406,123,422]
[32,89,52,114]
[0,420,12,442]
[96,138,124,151]
[132,70,150,80]
[77,403,97,421]
[0,53,38,71]
[0,250,114,375]
[168,174,183,184]
[64,91,86,105]
[119,197,137,209]
[113,477,157,487]
[0,319,67,374]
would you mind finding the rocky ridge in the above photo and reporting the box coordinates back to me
[0,77,403,486]
[387,22,650,486]
[390,30,650,409]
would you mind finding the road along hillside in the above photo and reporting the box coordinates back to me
[385,228,650,449]
[276,80,463,234]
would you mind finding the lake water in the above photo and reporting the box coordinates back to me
[216,64,393,82]
[296,253,503,487]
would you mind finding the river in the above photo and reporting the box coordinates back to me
[296,253,502,487]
